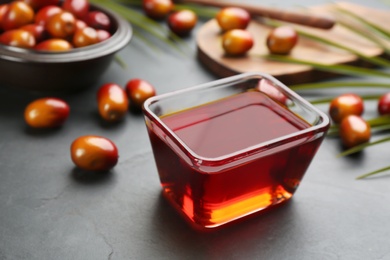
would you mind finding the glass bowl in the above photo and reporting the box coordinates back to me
[0,1,132,93]
[143,72,330,230]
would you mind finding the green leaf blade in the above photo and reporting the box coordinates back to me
[356,165,390,179]
[264,55,390,79]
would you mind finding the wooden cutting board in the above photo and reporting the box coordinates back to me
[196,2,390,85]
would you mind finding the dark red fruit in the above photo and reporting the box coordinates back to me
[24,97,70,128]
[62,0,89,19]
[22,0,60,10]
[73,26,98,47]
[329,93,364,124]
[167,9,197,36]
[142,0,173,20]
[20,23,46,42]
[339,115,371,148]
[75,19,87,30]
[222,29,253,56]
[266,26,298,55]
[85,11,110,31]
[0,29,35,48]
[35,38,73,51]
[0,4,9,27]
[125,78,156,109]
[216,7,251,32]
[45,11,77,38]
[34,5,62,25]
[96,29,110,42]
[70,135,119,171]
[2,1,34,31]
[97,83,129,122]
[378,92,390,115]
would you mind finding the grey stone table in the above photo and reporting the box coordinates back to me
[1,0,389,259]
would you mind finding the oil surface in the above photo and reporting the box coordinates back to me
[162,91,309,158]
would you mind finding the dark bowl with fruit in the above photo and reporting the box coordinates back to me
[0,0,132,93]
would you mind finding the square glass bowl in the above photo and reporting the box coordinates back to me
[143,72,329,230]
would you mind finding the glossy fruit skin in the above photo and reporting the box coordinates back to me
[62,0,89,19]
[22,0,60,10]
[266,26,298,55]
[377,92,390,115]
[85,11,110,31]
[216,7,251,32]
[35,38,73,51]
[125,78,156,109]
[75,19,87,30]
[73,26,98,47]
[96,29,110,42]
[0,2,111,50]
[222,29,253,56]
[70,135,118,172]
[34,5,62,25]
[97,83,129,122]
[0,4,9,27]
[2,1,34,31]
[24,97,70,128]
[329,93,364,124]
[142,0,173,20]
[0,29,35,48]
[20,23,46,42]
[45,11,76,38]
[167,10,197,36]
[339,115,371,148]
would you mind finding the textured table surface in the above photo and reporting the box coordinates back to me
[1,0,390,259]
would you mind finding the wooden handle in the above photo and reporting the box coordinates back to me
[179,0,335,29]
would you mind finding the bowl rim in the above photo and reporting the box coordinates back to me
[0,3,132,63]
[143,72,330,167]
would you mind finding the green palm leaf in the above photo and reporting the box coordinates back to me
[265,55,390,78]
[90,0,191,55]
[309,94,381,105]
[356,166,390,179]
[335,6,390,40]
[337,136,390,157]
[290,81,390,91]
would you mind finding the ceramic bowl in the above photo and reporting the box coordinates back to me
[0,1,132,92]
